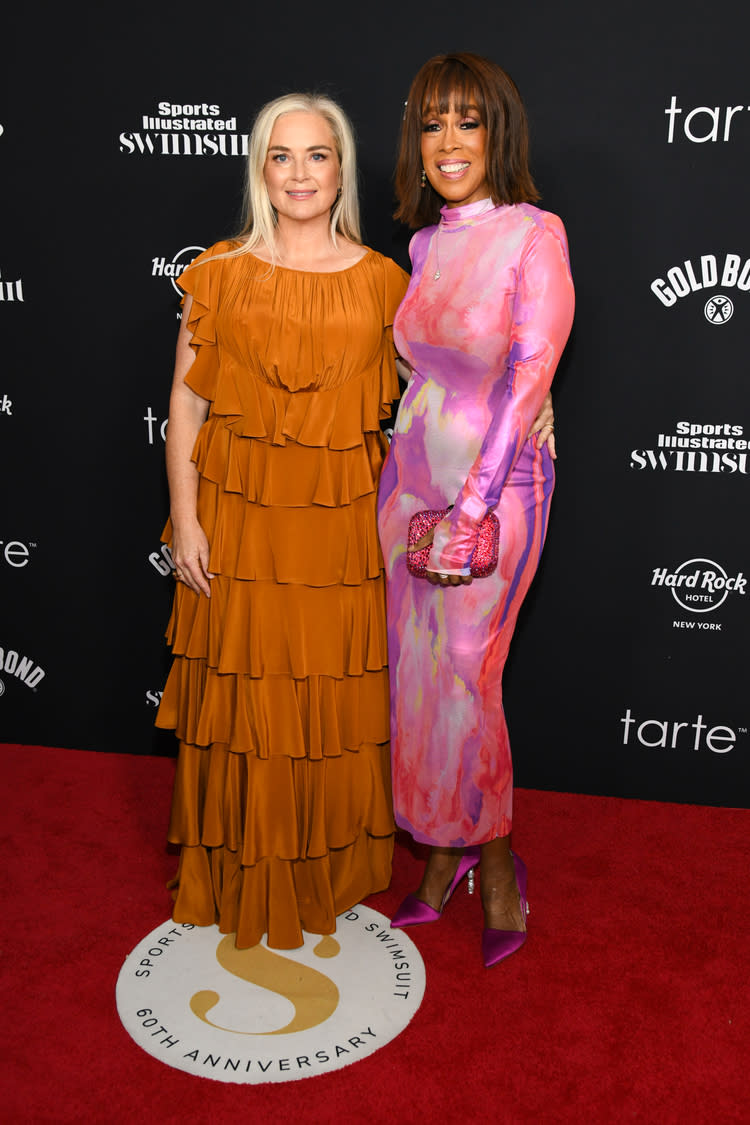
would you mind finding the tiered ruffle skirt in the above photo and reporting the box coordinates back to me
[158,423,395,948]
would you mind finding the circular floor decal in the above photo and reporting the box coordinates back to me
[116,906,425,1083]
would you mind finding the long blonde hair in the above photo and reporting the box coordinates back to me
[235,92,361,259]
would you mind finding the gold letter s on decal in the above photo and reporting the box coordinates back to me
[190,935,341,1035]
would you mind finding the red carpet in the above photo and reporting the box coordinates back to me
[2,744,748,1123]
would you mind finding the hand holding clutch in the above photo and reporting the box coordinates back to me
[406,507,500,579]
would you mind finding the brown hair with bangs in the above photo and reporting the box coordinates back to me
[394,52,540,229]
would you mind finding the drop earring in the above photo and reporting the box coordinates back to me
[420,169,427,189]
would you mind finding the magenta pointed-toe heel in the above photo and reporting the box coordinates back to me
[391,847,480,928]
[481,852,529,968]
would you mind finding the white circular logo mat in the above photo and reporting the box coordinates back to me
[116,906,425,1083]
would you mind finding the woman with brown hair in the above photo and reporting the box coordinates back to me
[378,53,574,966]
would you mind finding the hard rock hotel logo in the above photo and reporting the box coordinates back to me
[650,253,749,324]
[152,246,206,298]
[651,557,746,630]
[630,420,749,474]
[120,101,248,157]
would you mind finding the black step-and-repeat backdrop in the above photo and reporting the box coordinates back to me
[3,2,748,807]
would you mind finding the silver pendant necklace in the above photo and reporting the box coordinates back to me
[432,225,442,281]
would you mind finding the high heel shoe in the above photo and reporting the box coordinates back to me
[390,847,480,928]
[481,852,529,968]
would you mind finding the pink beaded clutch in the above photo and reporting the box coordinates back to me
[406,507,500,579]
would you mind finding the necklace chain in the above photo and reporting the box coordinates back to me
[432,226,441,281]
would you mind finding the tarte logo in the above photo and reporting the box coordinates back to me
[621,708,746,754]
[144,407,168,445]
[1,539,36,568]
[665,97,750,143]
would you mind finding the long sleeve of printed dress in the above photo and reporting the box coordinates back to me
[428,212,574,574]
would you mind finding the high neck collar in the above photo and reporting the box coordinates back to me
[439,198,505,229]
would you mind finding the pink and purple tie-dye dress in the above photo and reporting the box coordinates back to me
[377,199,574,847]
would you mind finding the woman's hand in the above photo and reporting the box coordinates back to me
[165,292,213,596]
[171,519,214,597]
[395,357,412,383]
[528,391,556,459]
[408,527,472,587]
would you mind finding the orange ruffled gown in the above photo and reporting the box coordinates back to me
[156,241,409,949]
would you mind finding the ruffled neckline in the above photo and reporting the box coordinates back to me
[244,247,375,276]
[439,198,508,231]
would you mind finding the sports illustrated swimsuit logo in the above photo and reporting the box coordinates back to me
[0,645,45,693]
[0,268,24,302]
[630,420,750,474]
[651,558,746,630]
[116,907,425,1085]
[120,101,249,157]
[621,708,747,754]
[650,253,748,323]
[152,246,205,298]
[665,96,750,143]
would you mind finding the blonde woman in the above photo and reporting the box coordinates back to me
[157,94,409,950]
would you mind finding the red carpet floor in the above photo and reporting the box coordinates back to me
[1,743,748,1124]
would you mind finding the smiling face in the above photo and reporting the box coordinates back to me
[264,111,340,223]
[420,99,489,208]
